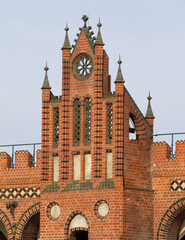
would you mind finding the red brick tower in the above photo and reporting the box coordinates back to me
[39,15,154,240]
[0,15,159,240]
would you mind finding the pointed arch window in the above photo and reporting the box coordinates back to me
[74,99,81,146]
[53,108,59,147]
[107,103,113,143]
[84,98,91,145]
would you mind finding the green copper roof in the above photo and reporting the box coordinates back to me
[62,23,71,49]
[115,56,125,83]
[95,18,104,45]
[42,62,51,89]
[145,92,154,118]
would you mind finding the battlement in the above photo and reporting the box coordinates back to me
[151,140,185,177]
[0,149,41,187]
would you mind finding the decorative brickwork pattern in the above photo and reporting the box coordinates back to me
[42,182,60,193]
[46,202,61,221]
[62,180,93,192]
[64,210,89,240]
[170,179,185,191]
[94,200,109,220]
[0,186,40,199]
[95,178,115,189]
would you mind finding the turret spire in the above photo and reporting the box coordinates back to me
[115,55,125,83]
[42,62,51,89]
[62,23,71,49]
[95,18,104,45]
[145,91,154,118]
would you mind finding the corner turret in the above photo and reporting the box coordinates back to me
[115,55,125,84]
[62,23,71,50]
[145,91,155,126]
[95,18,104,46]
[41,63,51,90]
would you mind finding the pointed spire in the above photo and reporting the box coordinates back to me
[145,91,154,118]
[115,55,125,83]
[62,23,71,49]
[42,62,51,89]
[95,18,104,45]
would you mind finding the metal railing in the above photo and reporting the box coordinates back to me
[153,132,185,158]
[0,143,41,167]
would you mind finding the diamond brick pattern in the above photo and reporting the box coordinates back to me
[170,180,185,191]
[0,187,40,199]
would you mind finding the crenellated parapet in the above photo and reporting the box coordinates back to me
[0,150,41,187]
[151,141,185,177]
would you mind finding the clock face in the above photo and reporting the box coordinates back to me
[75,55,92,78]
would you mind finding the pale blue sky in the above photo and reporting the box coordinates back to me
[0,0,185,146]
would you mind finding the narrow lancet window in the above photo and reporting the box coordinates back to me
[74,99,81,146]
[85,98,91,145]
[54,108,59,147]
[107,103,113,143]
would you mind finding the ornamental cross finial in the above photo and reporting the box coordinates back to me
[82,15,88,28]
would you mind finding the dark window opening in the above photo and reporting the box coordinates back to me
[107,103,113,143]
[129,113,137,140]
[75,231,88,240]
[74,99,81,146]
[84,98,91,145]
[53,108,59,147]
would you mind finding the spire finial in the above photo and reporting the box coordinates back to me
[62,22,71,50]
[147,91,152,101]
[82,15,88,28]
[95,17,104,45]
[42,62,51,89]
[145,91,154,118]
[65,22,69,32]
[115,55,124,83]
[44,62,49,73]
[97,18,102,28]
[118,55,122,65]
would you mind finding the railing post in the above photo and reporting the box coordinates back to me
[11,145,15,168]
[32,144,36,167]
[171,134,174,158]
[153,132,185,159]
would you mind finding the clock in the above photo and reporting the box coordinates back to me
[75,55,92,78]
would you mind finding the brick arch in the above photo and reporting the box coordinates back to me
[0,209,13,240]
[130,105,147,140]
[157,197,185,240]
[64,210,90,240]
[15,202,40,240]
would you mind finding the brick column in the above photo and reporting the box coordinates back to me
[93,44,104,178]
[61,48,71,181]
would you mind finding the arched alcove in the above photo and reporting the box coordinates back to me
[65,211,89,240]
[0,220,8,240]
[157,198,185,240]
